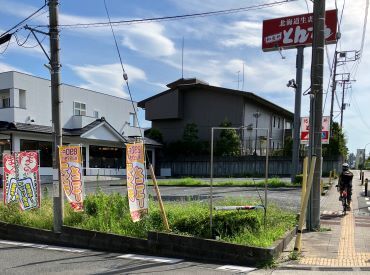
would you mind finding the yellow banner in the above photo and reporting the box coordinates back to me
[59,145,84,212]
[126,142,148,222]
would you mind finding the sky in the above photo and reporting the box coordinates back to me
[0,0,369,155]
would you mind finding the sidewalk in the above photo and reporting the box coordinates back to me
[283,170,370,269]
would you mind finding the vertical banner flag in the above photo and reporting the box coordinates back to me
[59,145,84,212]
[3,151,41,210]
[126,142,148,222]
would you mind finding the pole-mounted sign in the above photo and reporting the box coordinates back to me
[300,116,330,145]
[262,9,337,51]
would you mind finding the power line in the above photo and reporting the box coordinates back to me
[14,32,47,48]
[322,0,345,114]
[0,39,11,54]
[359,0,369,57]
[352,92,370,131]
[0,3,47,38]
[103,0,144,140]
[33,0,298,29]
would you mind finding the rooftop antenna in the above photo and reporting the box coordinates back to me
[181,37,184,79]
[237,70,240,90]
[242,62,245,91]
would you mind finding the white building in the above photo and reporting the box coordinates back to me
[0,71,160,182]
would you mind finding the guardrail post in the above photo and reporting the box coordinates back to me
[365,178,368,197]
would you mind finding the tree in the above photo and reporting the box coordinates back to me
[323,122,348,158]
[215,119,241,156]
[282,135,293,157]
[183,123,199,144]
[144,128,163,143]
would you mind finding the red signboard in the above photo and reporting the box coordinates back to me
[262,10,337,51]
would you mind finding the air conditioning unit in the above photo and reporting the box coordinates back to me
[26,116,35,124]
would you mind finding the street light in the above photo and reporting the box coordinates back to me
[287,78,301,183]
[253,111,261,155]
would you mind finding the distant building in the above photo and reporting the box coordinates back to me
[356,149,365,169]
[138,78,293,155]
[0,71,160,181]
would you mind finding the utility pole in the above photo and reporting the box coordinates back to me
[329,51,338,136]
[307,0,325,231]
[329,51,358,133]
[291,46,304,183]
[49,0,63,233]
[340,80,349,128]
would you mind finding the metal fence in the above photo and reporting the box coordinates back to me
[157,156,341,177]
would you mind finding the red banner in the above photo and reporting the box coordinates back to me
[262,10,337,51]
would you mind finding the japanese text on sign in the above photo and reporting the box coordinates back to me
[3,151,41,211]
[126,142,148,222]
[262,10,337,51]
[59,145,84,212]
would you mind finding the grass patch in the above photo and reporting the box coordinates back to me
[0,193,296,248]
[147,177,299,188]
[288,250,301,261]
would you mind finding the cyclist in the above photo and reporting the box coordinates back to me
[338,163,353,210]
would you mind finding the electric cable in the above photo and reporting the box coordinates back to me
[103,0,144,143]
[0,3,47,38]
[0,39,11,54]
[322,0,345,114]
[352,92,370,131]
[14,32,47,49]
[33,0,298,29]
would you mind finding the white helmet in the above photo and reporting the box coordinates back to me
[342,163,349,170]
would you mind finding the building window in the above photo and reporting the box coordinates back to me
[89,145,124,169]
[129,113,136,126]
[20,139,52,167]
[2,97,10,108]
[93,110,99,118]
[273,116,276,128]
[278,117,281,129]
[74,102,86,116]
[0,139,11,166]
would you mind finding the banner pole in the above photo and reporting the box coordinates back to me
[294,155,316,252]
[149,164,170,231]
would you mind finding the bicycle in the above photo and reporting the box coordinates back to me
[336,184,349,215]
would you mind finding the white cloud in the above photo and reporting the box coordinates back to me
[70,63,147,98]
[221,21,262,48]
[120,23,176,57]
[0,62,23,73]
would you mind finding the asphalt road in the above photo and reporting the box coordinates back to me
[48,180,303,212]
[0,239,256,274]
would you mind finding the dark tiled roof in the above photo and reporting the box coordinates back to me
[138,81,294,119]
[0,120,161,147]
[66,119,103,136]
[125,136,162,147]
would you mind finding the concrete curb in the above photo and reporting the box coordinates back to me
[0,221,296,266]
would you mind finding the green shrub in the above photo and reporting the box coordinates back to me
[294,174,303,185]
[0,193,296,248]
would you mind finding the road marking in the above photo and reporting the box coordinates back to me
[0,240,86,253]
[217,265,256,272]
[117,254,183,264]
[366,198,369,201]
[366,202,370,205]
[368,207,370,211]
